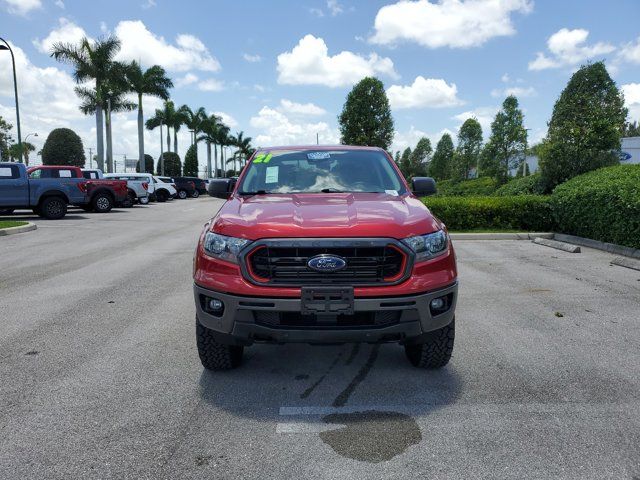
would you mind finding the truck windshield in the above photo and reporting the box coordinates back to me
[237,149,405,194]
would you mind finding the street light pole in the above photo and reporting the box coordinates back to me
[0,37,22,163]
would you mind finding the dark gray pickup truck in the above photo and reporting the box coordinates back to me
[0,163,88,219]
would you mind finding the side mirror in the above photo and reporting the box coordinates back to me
[208,178,237,199]
[412,177,437,196]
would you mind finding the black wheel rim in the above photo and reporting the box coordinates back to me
[48,201,62,216]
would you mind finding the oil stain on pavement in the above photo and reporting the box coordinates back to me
[319,411,422,463]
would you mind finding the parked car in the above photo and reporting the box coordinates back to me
[174,176,206,197]
[105,172,159,201]
[0,162,87,219]
[193,146,457,371]
[25,166,128,213]
[152,176,177,202]
[93,171,150,205]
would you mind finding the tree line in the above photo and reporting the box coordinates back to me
[336,62,632,190]
[44,35,254,177]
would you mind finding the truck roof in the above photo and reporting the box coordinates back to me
[254,145,384,153]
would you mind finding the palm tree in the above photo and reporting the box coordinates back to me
[196,114,221,178]
[146,100,179,153]
[124,61,173,175]
[231,131,254,171]
[50,36,121,171]
[8,142,35,162]
[76,83,135,172]
[216,123,230,176]
[178,105,206,146]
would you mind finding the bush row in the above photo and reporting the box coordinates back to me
[435,177,498,196]
[551,164,640,249]
[422,195,554,232]
[494,173,547,196]
[422,164,640,249]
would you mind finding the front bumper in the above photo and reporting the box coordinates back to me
[194,282,457,345]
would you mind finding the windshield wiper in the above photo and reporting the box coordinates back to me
[238,190,270,196]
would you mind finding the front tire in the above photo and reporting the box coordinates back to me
[178,189,188,199]
[39,197,67,220]
[404,319,455,369]
[196,319,243,371]
[139,196,149,205]
[192,190,200,198]
[92,193,113,213]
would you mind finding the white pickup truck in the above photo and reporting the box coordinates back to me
[83,170,150,206]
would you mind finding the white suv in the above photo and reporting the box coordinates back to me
[152,176,177,202]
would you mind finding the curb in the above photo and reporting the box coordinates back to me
[553,233,640,260]
[533,237,581,253]
[450,232,553,240]
[0,222,37,237]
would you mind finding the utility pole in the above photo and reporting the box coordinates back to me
[317,133,319,145]
[0,38,22,163]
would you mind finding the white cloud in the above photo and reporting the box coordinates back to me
[392,126,453,153]
[490,86,536,98]
[55,0,64,8]
[100,21,108,34]
[622,83,640,121]
[243,53,262,63]
[254,84,266,93]
[2,0,41,16]
[279,99,327,116]
[528,28,615,71]
[175,73,199,88]
[327,0,344,16]
[141,0,156,8]
[250,106,338,147]
[33,18,89,54]
[618,37,640,64]
[452,106,499,136]
[213,111,239,129]
[198,79,225,92]
[114,20,221,72]
[501,73,510,83]
[387,76,463,109]
[277,34,397,88]
[370,0,532,48]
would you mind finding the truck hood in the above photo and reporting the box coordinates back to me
[211,192,441,240]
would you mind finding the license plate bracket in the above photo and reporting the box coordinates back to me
[301,286,354,315]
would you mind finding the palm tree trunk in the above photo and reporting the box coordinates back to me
[96,106,104,171]
[137,94,145,172]
[166,126,171,154]
[206,141,212,178]
[174,128,178,154]
[106,104,113,173]
[213,144,217,178]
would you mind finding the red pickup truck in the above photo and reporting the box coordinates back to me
[194,146,458,371]
[27,166,128,213]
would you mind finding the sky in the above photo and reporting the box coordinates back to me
[0,0,639,173]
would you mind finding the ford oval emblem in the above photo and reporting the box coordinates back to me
[307,254,347,272]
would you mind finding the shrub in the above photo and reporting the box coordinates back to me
[422,195,554,231]
[183,144,198,177]
[495,173,547,196]
[41,128,85,166]
[551,164,640,249]
[137,154,154,173]
[156,152,181,177]
[436,177,498,196]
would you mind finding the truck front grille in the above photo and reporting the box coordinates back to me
[243,239,412,286]
[254,310,402,328]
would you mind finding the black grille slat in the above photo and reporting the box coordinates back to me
[249,244,404,285]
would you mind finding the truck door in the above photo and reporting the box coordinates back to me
[0,164,28,206]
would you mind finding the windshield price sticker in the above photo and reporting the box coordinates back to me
[265,166,279,183]
[307,152,331,160]
[253,153,273,164]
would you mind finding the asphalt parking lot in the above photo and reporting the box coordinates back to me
[1,199,639,480]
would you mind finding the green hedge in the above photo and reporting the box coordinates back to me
[551,164,640,249]
[495,173,547,196]
[422,195,554,231]
[436,177,498,196]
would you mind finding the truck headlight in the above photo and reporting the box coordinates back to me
[403,230,448,261]
[202,232,250,264]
